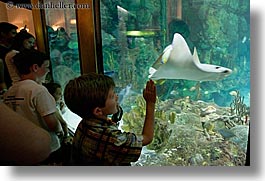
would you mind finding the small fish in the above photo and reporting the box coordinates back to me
[202,106,216,114]
[189,86,196,91]
[104,70,116,77]
[242,36,247,43]
[217,128,236,140]
[170,90,179,95]
[200,105,216,117]
[229,90,238,97]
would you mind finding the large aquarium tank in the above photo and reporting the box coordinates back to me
[100,0,250,166]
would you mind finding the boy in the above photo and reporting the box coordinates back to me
[43,82,70,140]
[64,73,156,166]
[3,49,64,153]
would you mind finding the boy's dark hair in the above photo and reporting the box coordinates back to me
[11,30,35,50]
[13,49,49,75]
[43,82,61,96]
[64,73,115,118]
[0,22,18,37]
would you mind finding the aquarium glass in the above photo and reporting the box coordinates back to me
[44,0,82,133]
[100,0,250,166]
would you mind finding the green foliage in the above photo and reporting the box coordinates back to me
[122,96,247,166]
[230,90,249,124]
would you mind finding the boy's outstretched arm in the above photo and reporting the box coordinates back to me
[142,79,156,146]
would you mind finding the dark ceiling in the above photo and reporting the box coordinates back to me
[1,0,32,10]
[0,0,31,4]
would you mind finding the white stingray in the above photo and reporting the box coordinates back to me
[149,33,232,81]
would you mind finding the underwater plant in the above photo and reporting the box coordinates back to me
[230,90,249,125]
[121,94,247,166]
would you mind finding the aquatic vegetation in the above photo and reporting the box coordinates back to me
[230,90,249,125]
[121,95,248,166]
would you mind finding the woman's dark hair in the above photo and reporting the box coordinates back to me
[0,22,18,37]
[11,30,35,50]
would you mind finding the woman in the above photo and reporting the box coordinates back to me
[5,29,35,86]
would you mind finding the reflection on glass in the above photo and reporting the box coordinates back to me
[44,0,82,132]
[100,0,250,166]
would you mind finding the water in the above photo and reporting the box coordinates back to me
[100,0,250,166]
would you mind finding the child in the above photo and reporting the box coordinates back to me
[64,72,156,166]
[43,82,70,142]
[3,49,64,153]
[43,82,66,114]
[43,82,73,164]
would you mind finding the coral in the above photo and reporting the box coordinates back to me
[121,95,247,166]
[230,90,249,124]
